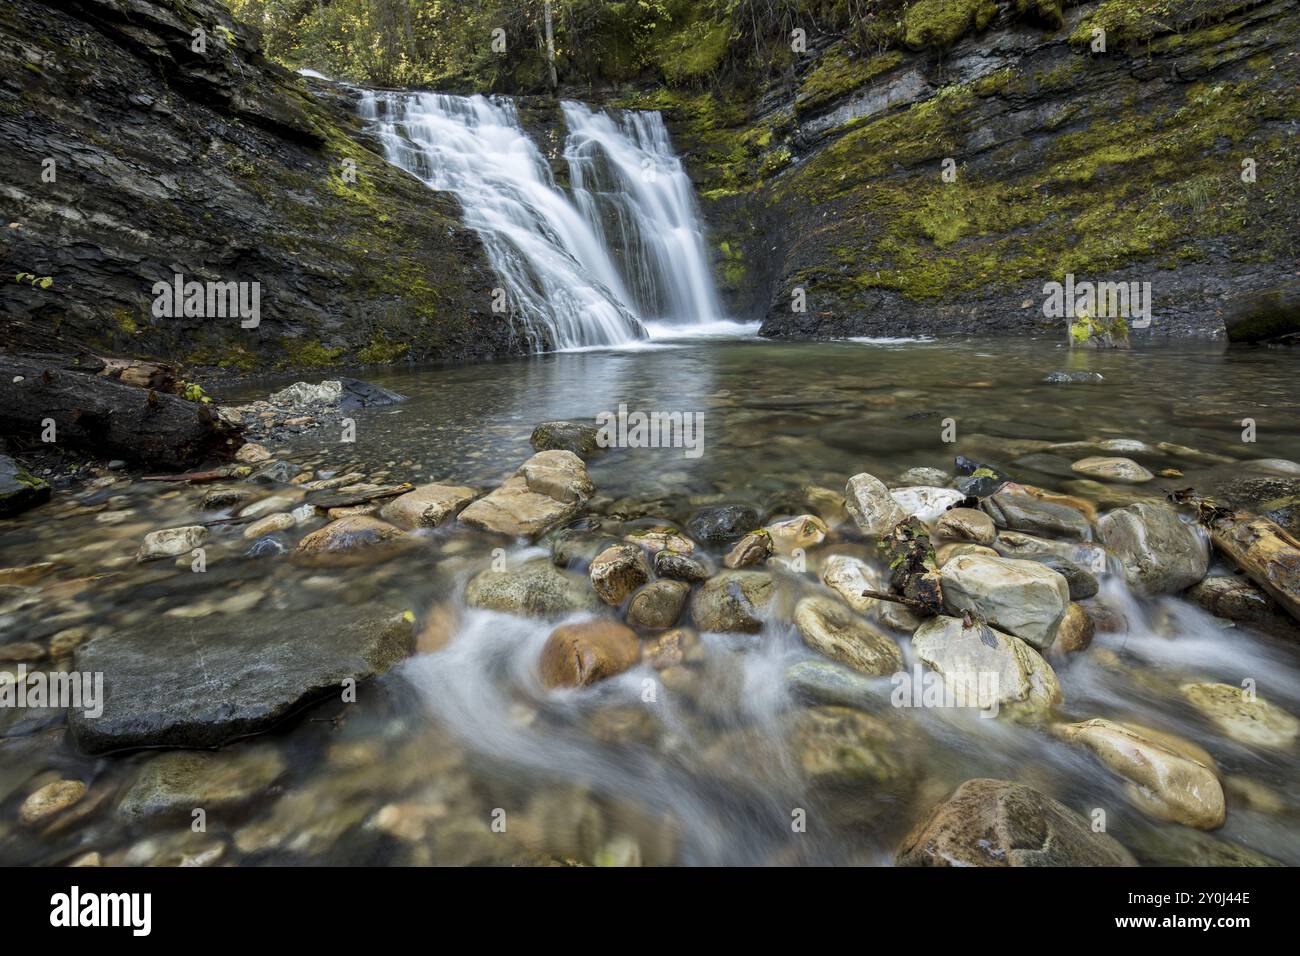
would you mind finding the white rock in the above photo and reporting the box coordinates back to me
[891,486,966,525]
[940,554,1070,650]
[138,525,208,562]
[845,473,906,535]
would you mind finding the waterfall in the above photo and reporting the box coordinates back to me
[358,92,721,352]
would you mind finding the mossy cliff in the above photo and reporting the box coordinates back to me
[0,0,520,374]
[608,0,1298,340]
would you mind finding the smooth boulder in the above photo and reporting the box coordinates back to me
[793,595,902,677]
[845,473,906,536]
[465,559,601,618]
[940,554,1070,651]
[1098,501,1209,595]
[539,620,640,688]
[690,570,777,633]
[379,483,476,529]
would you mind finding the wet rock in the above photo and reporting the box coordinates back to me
[245,534,291,559]
[1053,718,1224,830]
[465,559,601,617]
[1187,575,1299,639]
[118,747,287,820]
[1052,603,1095,654]
[379,483,477,529]
[1044,371,1105,384]
[794,595,902,676]
[820,553,881,614]
[243,512,295,539]
[686,504,759,545]
[547,527,621,568]
[0,562,55,586]
[202,487,254,510]
[239,494,298,519]
[690,570,777,633]
[1097,501,1208,595]
[0,455,51,518]
[1178,682,1299,749]
[895,466,949,487]
[1071,456,1154,483]
[1131,827,1283,867]
[530,421,601,459]
[981,491,1091,540]
[911,615,1062,721]
[896,778,1135,867]
[891,486,965,525]
[940,554,1070,651]
[137,525,207,562]
[991,530,1106,574]
[845,472,906,535]
[294,515,406,565]
[624,527,695,555]
[20,779,87,826]
[519,450,594,504]
[723,531,772,569]
[935,507,995,545]
[952,456,1009,498]
[235,442,272,464]
[641,627,701,670]
[627,580,690,630]
[248,460,303,485]
[1032,555,1099,600]
[935,542,998,564]
[71,605,414,753]
[589,544,652,606]
[764,514,829,555]
[653,549,709,583]
[539,620,640,688]
[786,659,886,711]
[786,706,915,788]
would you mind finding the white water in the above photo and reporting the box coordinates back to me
[358,92,722,351]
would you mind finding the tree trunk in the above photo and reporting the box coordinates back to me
[0,355,240,468]
[543,0,558,90]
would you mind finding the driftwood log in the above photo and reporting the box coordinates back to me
[0,354,240,468]
[1172,489,1300,625]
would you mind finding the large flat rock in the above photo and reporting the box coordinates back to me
[69,606,413,753]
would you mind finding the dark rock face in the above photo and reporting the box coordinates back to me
[69,605,414,753]
[1,0,521,372]
[652,1,1299,341]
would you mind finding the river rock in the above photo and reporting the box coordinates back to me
[1187,575,1299,640]
[653,549,709,582]
[1053,718,1225,829]
[0,455,51,518]
[1052,602,1095,654]
[992,530,1106,573]
[890,486,965,525]
[70,605,414,753]
[686,504,759,545]
[294,515,405,565]
[786,659,886,711]
[794,595,902,676]
[20,779,87,826]
[940,554,1070,651]
[935,542,998,564]
[723,530,771,568]
[895,466,950,487]
[1097,501,1208,595]
[235,442,272,464]
[118,747,287,820]
[239,494,297,519]
[530,421,601,459]
[465,559,601,617]
[981,491,1091,540]
[519,450,593,503]
[786,706,915,788]
[690,570,777,633]
[1178,682,1299,749]
[911,615,1062,721]
[935,507,995,544]
[627,580,690,630]
[1071,456,1154,483]
[137,525,208,562]
[952,458,1009,498]
[457,475,576,539]
[641,627,701,670]
[845,472,906,535]
[539,620,640,688]
[589,544,652,605]
[896,778,1136,867]
[764,514,829,555]
[379,483,477,529]
[624,527,694,555]
[243,512,295,539]
[820,553,880,614]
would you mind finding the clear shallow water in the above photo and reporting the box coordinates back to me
[2,334,1299,866]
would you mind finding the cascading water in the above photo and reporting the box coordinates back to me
[358,91,721,351]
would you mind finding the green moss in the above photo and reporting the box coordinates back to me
[797,50,903,115]
[656,18,730,85]
[903,0,998,50]
[1069,0,1253,48]
[282,339,344,369]
[355,332,410,364]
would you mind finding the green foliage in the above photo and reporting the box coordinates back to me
[14,271,53,289]
[902,0,997,50]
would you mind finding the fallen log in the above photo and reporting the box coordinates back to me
[0,355,240,469]
[1170,489,1300,625]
